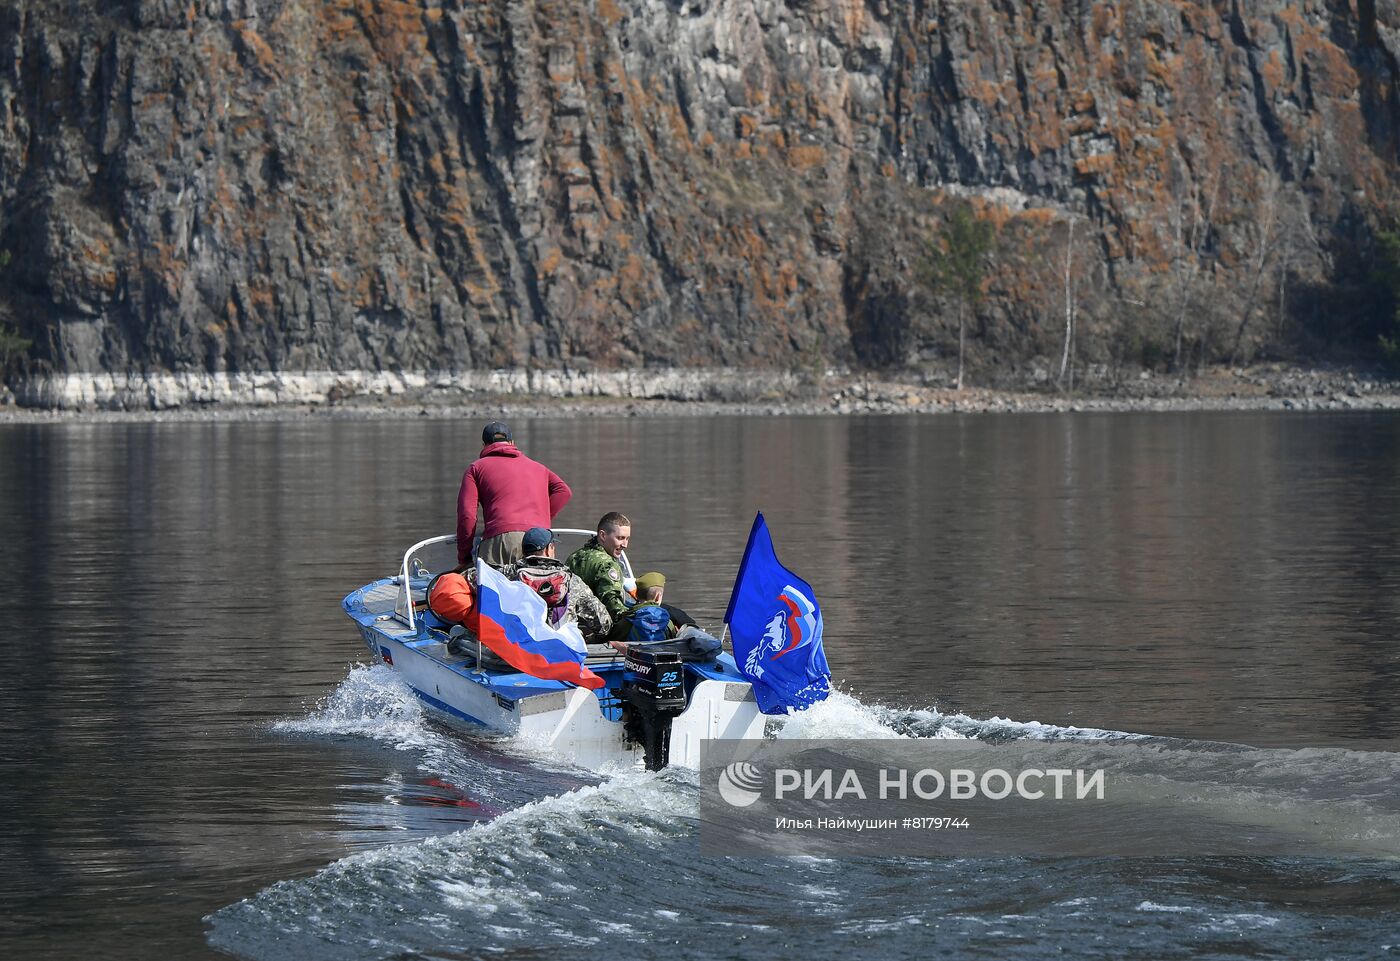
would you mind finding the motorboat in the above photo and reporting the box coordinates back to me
[342,531,766,770]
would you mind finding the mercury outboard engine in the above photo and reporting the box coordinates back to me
[620,647,687,770]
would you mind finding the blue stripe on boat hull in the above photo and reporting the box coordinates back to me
[411,687,492,729]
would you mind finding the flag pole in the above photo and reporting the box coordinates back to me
[724,513,765,628]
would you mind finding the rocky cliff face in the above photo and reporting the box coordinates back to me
[2,0,1398,400]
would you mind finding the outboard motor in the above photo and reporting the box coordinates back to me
[620,647,687,770]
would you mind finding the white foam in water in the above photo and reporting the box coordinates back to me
[773,690,905,739]
[425,768,687,877]
[273,663,447,756]
[948,712,1145,741]
[1136,901,1197,913]
[885,699,1151,742]
[770,688,1140,743]
[433,884,500,912]
[774,690,966,740]
[1208,913,1281,930]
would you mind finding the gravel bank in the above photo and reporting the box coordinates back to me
[2,366,1398,423]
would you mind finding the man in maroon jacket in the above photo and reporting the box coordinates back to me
[457,421,572,568]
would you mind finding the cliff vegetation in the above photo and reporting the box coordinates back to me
[3,0,1400,402]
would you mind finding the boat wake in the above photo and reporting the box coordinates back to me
[209,766,698,960]
[769,689,1143,743]
[275,666,1400,808]
[272,663,601,817]
[209,666,1400,960]
[274,667,1133,777]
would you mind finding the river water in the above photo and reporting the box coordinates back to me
[3,412,1399,959]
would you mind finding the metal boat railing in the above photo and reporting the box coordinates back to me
[396,534,455,631]
[397,529,636,633]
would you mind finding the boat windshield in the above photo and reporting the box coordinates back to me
[395,530,635,631]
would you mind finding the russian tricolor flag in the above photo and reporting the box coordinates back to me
[473,560,604,690]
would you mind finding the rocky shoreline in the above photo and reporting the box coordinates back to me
[7,3,1398,389]
[2,365,1399,423]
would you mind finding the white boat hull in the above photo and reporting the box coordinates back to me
[349,582,766,771]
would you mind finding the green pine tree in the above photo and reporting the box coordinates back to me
[923,205,995,389]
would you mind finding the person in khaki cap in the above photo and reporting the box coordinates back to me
[608,571,679,651]
[634,571,670,607]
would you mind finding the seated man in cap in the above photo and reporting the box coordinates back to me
[500,527,612,642]
[607,571,679,651]
[457,420,572,569]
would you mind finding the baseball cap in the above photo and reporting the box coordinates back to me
[482,421,513,445]
[522,527,556,554]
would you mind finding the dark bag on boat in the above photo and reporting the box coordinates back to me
[669,625,722,661]
[628,615,722,662]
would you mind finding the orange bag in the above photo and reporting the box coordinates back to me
[427,572,475,624]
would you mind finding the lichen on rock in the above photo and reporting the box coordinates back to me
[1,0,1398,406]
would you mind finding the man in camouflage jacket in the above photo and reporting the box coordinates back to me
[566,512,632,621]
[502,528,612,641]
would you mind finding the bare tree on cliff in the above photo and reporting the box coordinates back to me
[1170,169,1219,372]
[1058,215,1079,389]
[924,205,996,390]
[1228,170,1282,366]
[1034,213,1098,391]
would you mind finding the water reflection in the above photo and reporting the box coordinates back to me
[1,411,1398,959]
